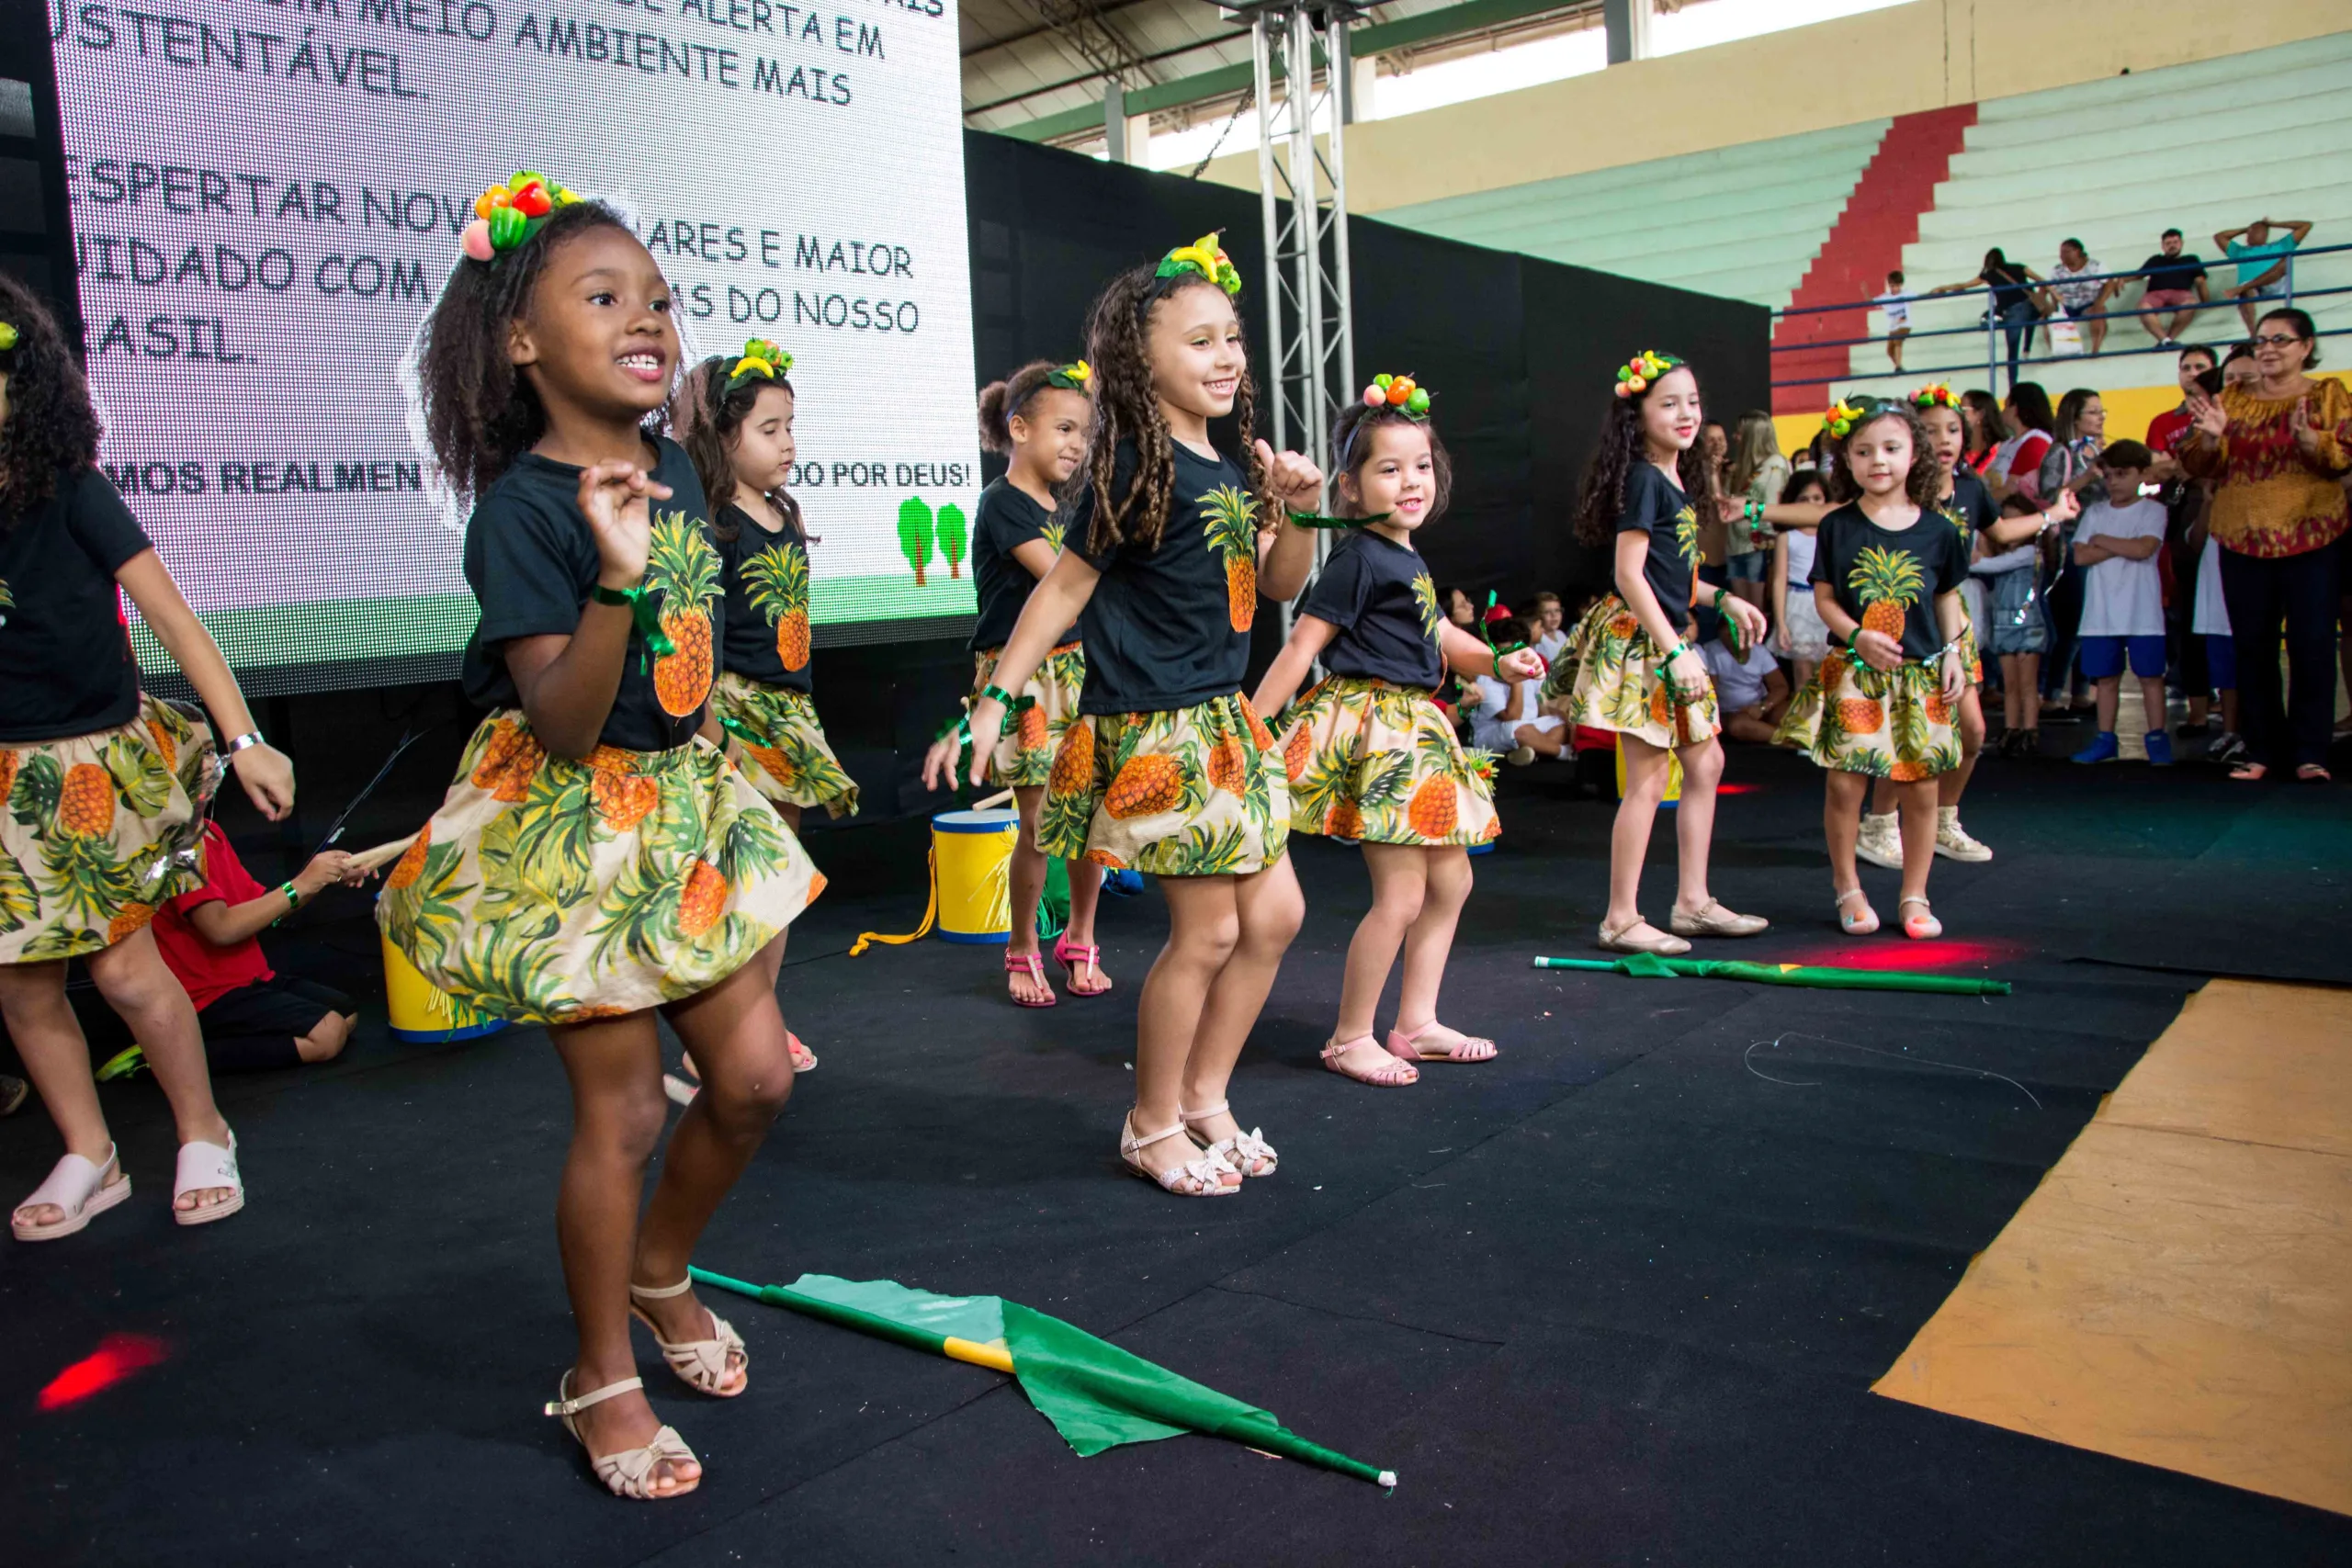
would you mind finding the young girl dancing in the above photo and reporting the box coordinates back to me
[1773,397,1973,940]
[969,358,1108,1007]
[1853,385,2077,867]
[383,171,822,1498]
[1253,378,1544,1087]
[0,277,296,1240]
[929,233,1325,1196]
[1541,351,1770,955]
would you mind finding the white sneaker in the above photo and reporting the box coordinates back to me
[1935,806,1992,863]
[1854,810,1903,870]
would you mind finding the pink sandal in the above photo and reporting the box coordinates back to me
[1386,1021,1498,1064]
[787,1032,817,1073]
[1053,931,1113,996]
[1005,949,1056,1008]
[1321,1034,1419,1087]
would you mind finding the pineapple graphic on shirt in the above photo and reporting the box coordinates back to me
[741,538,812,672]
[1838,545,1926,735]
[644,512,723,716]
[1411,572,1443,648]
[1202,485,1260,631]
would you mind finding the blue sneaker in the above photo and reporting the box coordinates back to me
[2144,731,2174,766]
[1102,867,1147,898]
[2072,731,2120,764]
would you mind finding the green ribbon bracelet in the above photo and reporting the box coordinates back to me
[978,683,1035,714]
[717,714,764,748]
[1285,508,1389,529]
[590,581,675,671]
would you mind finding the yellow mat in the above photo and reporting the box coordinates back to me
[1874,979,2352,1516]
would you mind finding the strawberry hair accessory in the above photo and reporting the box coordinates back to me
[458,169,583,264]
[1910,382,1963,412]
[1045,360,1091,391]
[1359,372,1431,418]
[1154,231,1243,296]
[1613,350,1682,398]
[724,338,792,395]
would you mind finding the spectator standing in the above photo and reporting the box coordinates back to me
[2146,344,2238,754]
[2135,229,2211,346]
[1980,493,2056,753]
[1769,468,1832,697]
[2215,218,2313,333]
[2179,307,2352,781]
[2046,239,2111,355]
[1987,381,2055,501]
[1960,389,2004,475]
[1696,422,1732,581]
[1928,248,2047,390]
[2037,388,2109,711]
[2068,442,2173,765]
[1874,270,1912,370]
[1722,410,1787,612]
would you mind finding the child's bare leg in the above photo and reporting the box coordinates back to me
[1059,853,1111,991]
[1606,734,1672,936]
[1944,686,1986,805]
[1131,876,1241,1186]
[1669,736,1725,915]
[1896,779,1939,906]
[1005,785,1051,1003]
[1333,844,1425,1072]
[87,927,233,1213]
[548,1010,699,1495]
[1869,775,1895,818]
[2017,654,2042,732]
[1394,847,1474,1040]
[2094,675,2120,732]
[1516,723,1566,758]
[2000,655,2025,730]
[0,962,119,1226]
[2222,686,2240,733]
[1182,855,1305,1148]
[1825,770,1873,920]
[2139,674,2169,739]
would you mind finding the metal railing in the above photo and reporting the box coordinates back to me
[1768,242,2352,394]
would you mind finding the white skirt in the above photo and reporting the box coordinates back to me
[1781,586,1830,660]
[2191,537,2232,637]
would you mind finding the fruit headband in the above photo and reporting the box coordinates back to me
[0,321,17,354]
[1153,231,1242,297]
[1360,372,1431,418]
[1613,350,1682,398]
[1823,394,1904,439]
[1911,382,1963,412]
[459,169,584,264]
[722,339,792,397]
[1045,360,1091,391]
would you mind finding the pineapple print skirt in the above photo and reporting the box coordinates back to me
[1540,594,1723,750]
[1035,693,1290,876]
[0,694,216,964]
[711,672,861,818]
[974,640,1085,791]
[1276,676,1499,847]
[1774,651,1962,780]
[375,712,822,1025]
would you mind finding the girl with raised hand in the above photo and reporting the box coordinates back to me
[967,358,1108,1007]
[1773,397,1973,940]
[927,234,1324,1197]
[0,276,295,1242]
[1542,351,1770,956]
[383,171,822,1501]
[1254,377,1544,1087]
[1852,385,2076,869]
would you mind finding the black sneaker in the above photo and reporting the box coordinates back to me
[2209,731,2250,765]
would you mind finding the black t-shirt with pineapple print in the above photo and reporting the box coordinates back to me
[717,502,814,694]
[461,436,724,754]
[1808,502,1973,662]
[1937,468,1999,543]
[1069,438,1259,716]
[969,479,1076,653]
[1300,529,1445,691]
[0,466,154,743]
[1617,463,1700,623]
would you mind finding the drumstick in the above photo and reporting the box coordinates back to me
[349,832,419,873]
[974,788,1014,811]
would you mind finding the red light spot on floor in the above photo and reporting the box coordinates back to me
[1774,937,2026,973]
[1714,782,1760,795]
[38,1334,167,1411]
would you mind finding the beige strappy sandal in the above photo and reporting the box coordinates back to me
[628,1278,749,1397]
[545,1372,699,1500]
[1180,1100,1277,1177]
[1320,1034,1419,1087]
[1120,1113,1239,1196]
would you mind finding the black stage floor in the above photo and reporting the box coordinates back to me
[6,742,2349,1565]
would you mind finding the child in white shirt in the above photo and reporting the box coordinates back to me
[1700,621,1789,744]
[1471,616,1565,763]
[1530,592,1569,665]
[2068,441,2171,765]
[1875,270,1912,370]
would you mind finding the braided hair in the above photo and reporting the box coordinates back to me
[673,355,801,544]
[1069,268,1264,557]
[0,276,103,525]
[409,197,642,505]
[1573,365,1716,547]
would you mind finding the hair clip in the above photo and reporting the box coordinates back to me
[724,338,792,395]
[1613,350,1682,398]
[1910,382,1962,412]
[0,321,17,353]
[459,169,582,263]
[1360,372,1431,418]
[1045,360,1091,391]
[1155,231,1242,296]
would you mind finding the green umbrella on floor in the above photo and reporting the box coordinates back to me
[1532,953,2010,995]
[691,1269,1395,1488]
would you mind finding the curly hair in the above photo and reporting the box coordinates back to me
[1329,401,1452,520]
[1572,365,1715,547]
[0,276,104,525]
[409,197,641,505]
[1068,268,1264,557]
[671,356,800,544]
[978,361,1064,455]
[1827,405,1942,509]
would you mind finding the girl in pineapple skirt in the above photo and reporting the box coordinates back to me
[382,172,821,1500]
[1254,378,1545,1087]
[1541,352,1771,955]
[968,358,1108,1007]
[933,233,1327,1197]
[1772,397,1973,940]
[0,277,297,1241]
